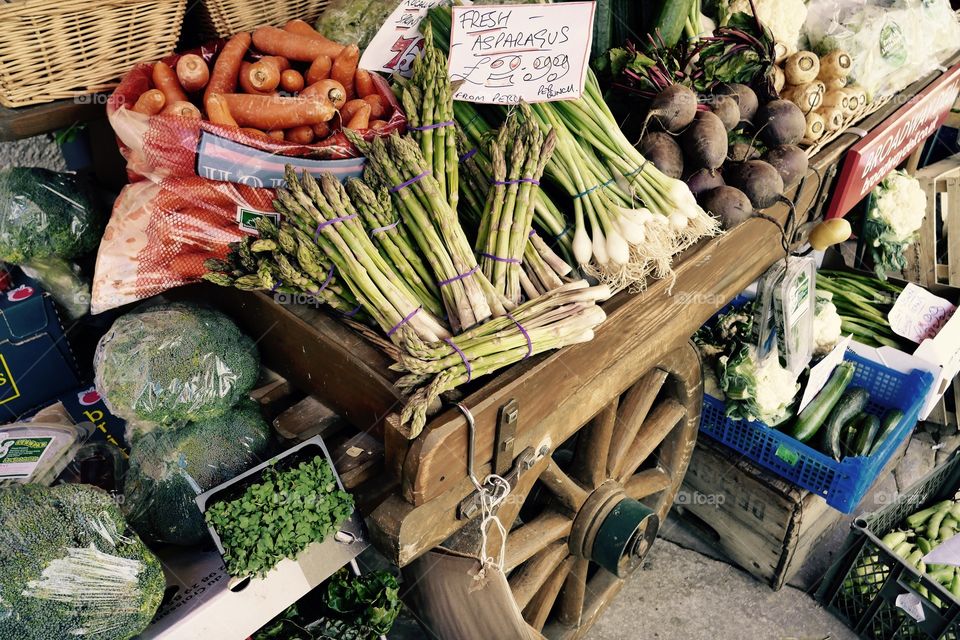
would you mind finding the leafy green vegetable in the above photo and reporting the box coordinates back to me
[205,455,354,578]
[0,483,165,640]
[123,399,272,546]
[314,0,398,48]
[94,302,260,427]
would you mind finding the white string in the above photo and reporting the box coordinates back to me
[475,473,512,580]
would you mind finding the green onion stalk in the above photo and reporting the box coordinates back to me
[475,104,558,305]
[395,280,611,437]
[349,130,513,332]
[274,168,450,344]
[817,271,906,349]
[429,5,720,289]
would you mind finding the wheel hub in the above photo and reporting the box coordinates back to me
[568,480,660,578]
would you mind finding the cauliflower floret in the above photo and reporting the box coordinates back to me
[872,171,926,241]
[726,0,807,56]
[814,290,842,356]
[752,350,802,424]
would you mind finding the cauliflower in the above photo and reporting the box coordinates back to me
[725,0,807,55]
[865,170,927,276]
[721,344,800,426]
[814,290,843,356]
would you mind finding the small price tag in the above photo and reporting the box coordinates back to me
[447,2,595,104]
[359,0,468,77]
[797,336,852,413]
[888,283,957,344]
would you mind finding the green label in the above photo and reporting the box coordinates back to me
[879,21,907,67]
[0,437,52,478]
[775,444,800,466]
[236,207,280,234]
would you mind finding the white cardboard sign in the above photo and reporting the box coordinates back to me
[889,282,957,344]
[447,2,595,104]
[797,336,852,413]
[359,0,466,76]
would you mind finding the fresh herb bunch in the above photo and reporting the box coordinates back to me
[205,455,354,578]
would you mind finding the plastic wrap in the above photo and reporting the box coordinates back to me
[91,177,274,313]
[804,0,960,98]
[0,483,165,640]
[123,399,271,546]
[314,0,401,47]
[93,302,260,427]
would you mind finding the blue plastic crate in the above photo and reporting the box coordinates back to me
[700,351,933,513]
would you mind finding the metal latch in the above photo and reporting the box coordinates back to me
[458,446,538,520]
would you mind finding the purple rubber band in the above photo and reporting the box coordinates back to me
[479,252,521,264]
[271,279,282,292]
[370,219,400,235]
[410,120,455,131]
[459,148,478,163]
[387,306,421,337]
[310,265,335,296]
[315,213,358,239]
[437,265,479,287]
[529,229,536,237]
[491,177,540,186]
[444,337,472,382]
[506,312,533,359]
[390,170,431,193]
[343,304,362,317]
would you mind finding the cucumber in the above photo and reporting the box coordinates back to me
[651,0,694,47]
[853,414,881,457]
[868,408,905,456]
[789,361,855,442]
[822,387,870,460]
[840,421,860,460]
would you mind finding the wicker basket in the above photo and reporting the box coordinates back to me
[0,0,187,109]
[202,0,331,39]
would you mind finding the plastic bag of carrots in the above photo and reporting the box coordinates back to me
[107,20,406,185]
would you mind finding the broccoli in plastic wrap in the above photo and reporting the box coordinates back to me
[94,302,260,427]
[0,483,165,640]
[315,0,399,48]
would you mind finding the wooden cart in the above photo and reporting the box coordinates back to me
[192,61,955,638]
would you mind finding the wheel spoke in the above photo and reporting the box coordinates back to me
[616,398,686,483]
[572,400,618,490]
[504,510,573,573]
[625,467,672,501]
[523,556,574,632]
[540,459,589,513]
[509,544,570,610]
[557,557,589,628]
[608,369,669,479]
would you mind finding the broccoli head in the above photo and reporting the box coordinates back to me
[0,167,102,264]
[124,398,272,546]
[94,302,260,426]
[0,483,165,640]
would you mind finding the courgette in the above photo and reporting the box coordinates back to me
[789,361,855,442]
[852,414,881,457]
[868,408,904,456]
[822,387,870,460]
[651,0,695,48]
[840,421,860,460]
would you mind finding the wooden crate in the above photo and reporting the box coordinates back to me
[915,154,960,288]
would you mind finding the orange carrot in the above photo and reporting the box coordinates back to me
[247,58,282,92]
[132,89,166,115]
[170,252,208,279]
[354,69,375,98]
[161,101,202,119]
[312,122,331,139]
[266,130,285,141]
[339,98,367,124]
[306,55,332,85]
[362,94,386,119]
[284,19,324,39]
[222,93,336,129]
[286,125,315,144]
[205,32,251,103]
[252,26,343,63]
[238,62,274,95]
[280,69,304,93]
[302,79,346,108]
[331,45,360,100]
[152,62,189,105]
[241,127,271,140]
[176,54,210,92]
[205,93,238,127]
[370,119,389,131]
[346,102,371,130]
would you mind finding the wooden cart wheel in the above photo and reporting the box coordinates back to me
[443,342,702,640]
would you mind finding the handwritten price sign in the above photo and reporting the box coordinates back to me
[888,283,958,343]
[447,3,595,104]
[359,0,462,76]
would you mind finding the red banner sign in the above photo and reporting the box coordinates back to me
[826,62,960,219]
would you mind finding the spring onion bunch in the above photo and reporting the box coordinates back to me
[817,270,908,349]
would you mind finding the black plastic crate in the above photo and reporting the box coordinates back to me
[818,450,960,639]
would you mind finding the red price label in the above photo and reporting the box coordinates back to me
[384,35,424,74]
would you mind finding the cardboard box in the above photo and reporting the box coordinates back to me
[57,384,129,456]
[0,274,79,422]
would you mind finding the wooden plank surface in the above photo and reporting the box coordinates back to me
[0,97,106,141]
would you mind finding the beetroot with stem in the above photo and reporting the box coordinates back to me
[708,94,740,131]
[681,111,727,170]
[701,186,753,229]
[728,142,760,162]
[647,84,698,133]
[725,160,784,209]
[716,83,759,123]
[756,100,805,147]
[687,169,725,197]
[639,132,684,179]
[764,144,808,187]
